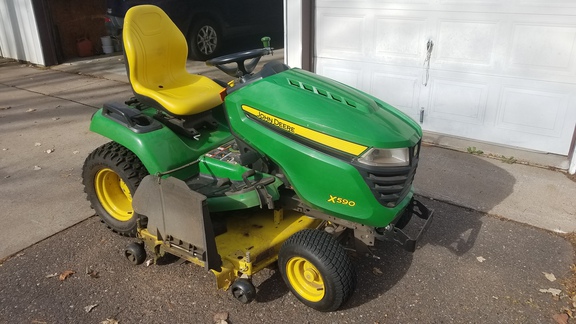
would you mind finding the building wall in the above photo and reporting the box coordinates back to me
[0,0,44,65]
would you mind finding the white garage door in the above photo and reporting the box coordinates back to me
[314,0,576,155]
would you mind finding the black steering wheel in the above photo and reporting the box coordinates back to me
[206,33,274,78]
[206,48,272,78]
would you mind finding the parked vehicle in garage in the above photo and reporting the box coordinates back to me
[105,0,283,60]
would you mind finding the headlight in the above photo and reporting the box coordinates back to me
[357,148,409,166]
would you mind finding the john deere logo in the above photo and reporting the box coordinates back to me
[255,111,295,134]
[241,105,368,156]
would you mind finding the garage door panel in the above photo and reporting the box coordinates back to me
[316,10,366,57]
[436,20,498,65]
[374,17,427,60]
[508,23,576,76]
[496,88,568,137]
[428,78,488,125]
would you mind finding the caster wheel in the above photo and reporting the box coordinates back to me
[230,279,256,304]
[125,242,146,265]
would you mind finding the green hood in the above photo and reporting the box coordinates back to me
[231,68,422,151]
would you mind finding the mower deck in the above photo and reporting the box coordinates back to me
[212,209,321,289]
[133,175,322,291]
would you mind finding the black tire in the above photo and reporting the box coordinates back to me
[188,19,222,61]
[82,142,148,236]
[230,279,256,304]
[278,229,357,312]
[125,242,146,265]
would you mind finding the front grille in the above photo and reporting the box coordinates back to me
[352,142,420,208]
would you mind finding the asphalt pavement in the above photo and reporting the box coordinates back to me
[1,53,575,323]
[0,198,572,323]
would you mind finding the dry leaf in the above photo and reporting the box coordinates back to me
[86,269,100,278]
[539,288,562,296]
[84,304,98,313]
[562,307,573,318]
[553,313,569,324]
[59,270,75,281]
[100,319,119,324]
[213,312,229,322]
[477,256,486,263]
[543,272,557,282]
[372,267,383,275]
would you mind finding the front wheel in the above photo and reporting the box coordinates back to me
[82,142,148,236]
[278,229,357,312]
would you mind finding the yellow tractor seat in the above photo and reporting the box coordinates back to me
[123,5,224,116]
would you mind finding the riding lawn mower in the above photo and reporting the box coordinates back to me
[82,5,433,312]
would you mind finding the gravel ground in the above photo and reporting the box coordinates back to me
[0,197,573,324]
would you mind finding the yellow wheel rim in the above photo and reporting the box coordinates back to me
[94,168,134,222]
[286,256,325,302]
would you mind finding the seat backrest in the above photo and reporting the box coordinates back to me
[123,5,189,98]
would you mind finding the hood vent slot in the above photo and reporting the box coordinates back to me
[287,78,357,109]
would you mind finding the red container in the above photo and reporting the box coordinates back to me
[76,37,93,57]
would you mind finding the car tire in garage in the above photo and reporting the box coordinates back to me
[188,19,222,61]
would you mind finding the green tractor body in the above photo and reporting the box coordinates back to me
[89,67,423,227]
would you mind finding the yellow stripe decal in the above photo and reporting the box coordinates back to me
[242,105,367,156]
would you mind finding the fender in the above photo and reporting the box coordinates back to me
[89,108,232,179]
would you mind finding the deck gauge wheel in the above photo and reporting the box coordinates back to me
[125,242,146,265]
[230,279,256,304]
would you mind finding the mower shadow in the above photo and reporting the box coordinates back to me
[255,269,289,303]
[343,245,414,310]
[253,242,414,308]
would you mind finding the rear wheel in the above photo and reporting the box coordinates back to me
[82,142,148,236]
[278,229,356,311]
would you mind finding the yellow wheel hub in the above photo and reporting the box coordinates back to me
[286,257,325,302]
[94,168,134,222]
